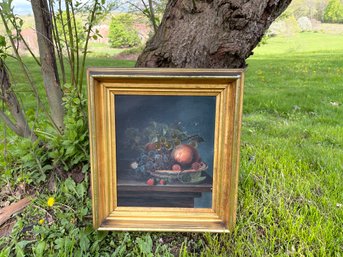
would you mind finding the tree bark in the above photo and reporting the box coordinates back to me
[136,0,292,68]
[31,0,64,133]
[0,60,37,141]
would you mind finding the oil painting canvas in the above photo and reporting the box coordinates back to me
[115,95,216,208]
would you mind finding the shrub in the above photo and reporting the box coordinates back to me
[323,0,343,23]
[297,16,312,31]
[55,11,86,48]
[268,15,301,36]
[108,14,141,48]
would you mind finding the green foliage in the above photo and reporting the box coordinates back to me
[0,34,7,58]
[323,0,343,23]
[55,11,86,48]
[47,84,89,171]
[108,14,141,48]
[0,83,89,187]
[285,0,328,20]
[0,184,175,256]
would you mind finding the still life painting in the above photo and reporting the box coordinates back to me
[88,68,244,232]
[115,95,216,208]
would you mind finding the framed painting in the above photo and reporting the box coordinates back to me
[87,68,244,232]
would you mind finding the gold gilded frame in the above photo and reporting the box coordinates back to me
[87,68,244,232]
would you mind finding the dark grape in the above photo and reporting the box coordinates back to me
[154,154,162,162]
[148,150,156,158]
[163,155,169,163]
[139,166,146,173]
[145,161,154,171]
[141,154,148,162]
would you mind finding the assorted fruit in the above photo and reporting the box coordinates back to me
[127,122,207,185]
[132,143,203,173]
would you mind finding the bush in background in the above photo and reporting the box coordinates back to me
[288,0,329,21]
[323,0,343,23]
[108,14,141,48]
[297,16,313,31]
[268,13,301,36]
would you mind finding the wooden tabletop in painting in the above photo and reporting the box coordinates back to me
[117,173,213,192]
[117,173,213,208]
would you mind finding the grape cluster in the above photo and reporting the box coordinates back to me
[134,146,173,174]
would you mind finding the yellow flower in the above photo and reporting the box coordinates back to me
[38,219,45,225]
[47,197,55,207]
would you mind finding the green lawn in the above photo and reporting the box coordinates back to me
[231,32,343,256]
[87,42,126,57]
[0,32,342,256]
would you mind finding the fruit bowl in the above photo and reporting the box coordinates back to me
[147,162,208,184]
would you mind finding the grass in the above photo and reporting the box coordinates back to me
[231,32,343,255]
[87,42,126,58]
[1,31,342,256]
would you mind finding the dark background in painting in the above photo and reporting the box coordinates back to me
[115,95,216,208]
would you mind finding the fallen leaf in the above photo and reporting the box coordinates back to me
[0,198,32,226]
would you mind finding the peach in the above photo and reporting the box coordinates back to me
[171,144,199,166]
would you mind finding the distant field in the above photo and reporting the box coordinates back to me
[319,22,343,34]
[255,31,343,55]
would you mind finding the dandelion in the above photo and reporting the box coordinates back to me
[38,219,45,225]
[47,197,55,207]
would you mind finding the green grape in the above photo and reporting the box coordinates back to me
[174,138,181,146]
[154,141,161,150]
[165,141,172,150]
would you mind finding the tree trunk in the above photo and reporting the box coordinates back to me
[136,0,292,68]
[31,0,64,133]
[0,60,37,141]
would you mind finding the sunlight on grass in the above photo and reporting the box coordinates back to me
[221,31,343,255]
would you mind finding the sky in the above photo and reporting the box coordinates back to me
[12,0,32,15]
[11,0,126,15]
